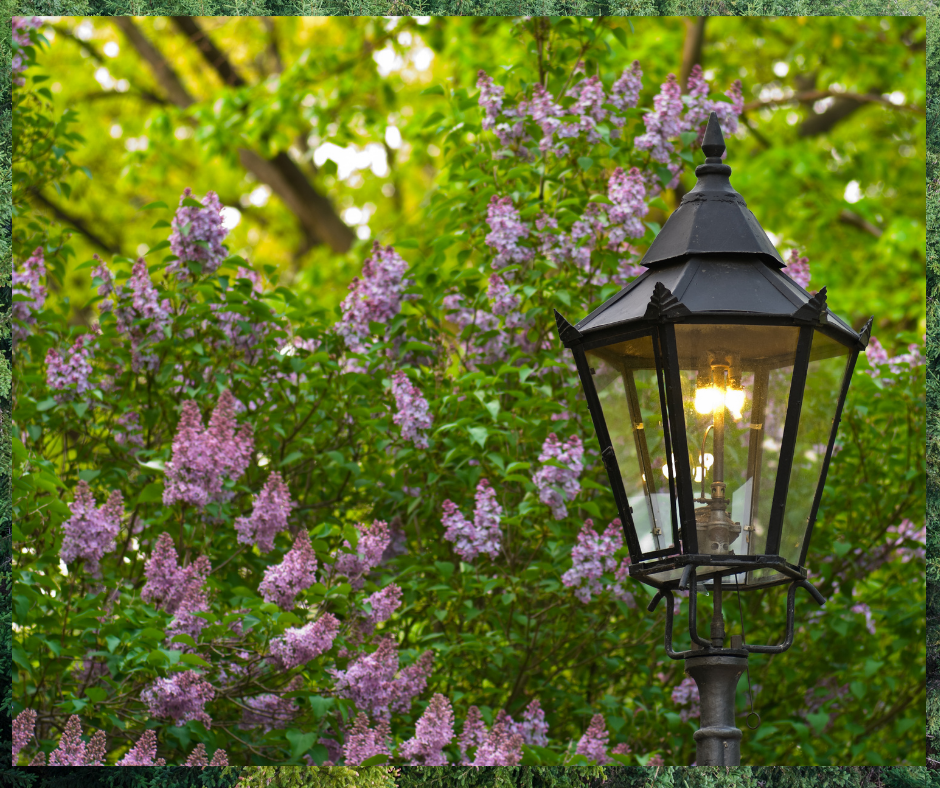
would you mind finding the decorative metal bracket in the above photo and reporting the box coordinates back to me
[646,564,826,660]
[643,282,692,321]
[856,316,874,349]
[791,286,829,326]
[554,309,583,348]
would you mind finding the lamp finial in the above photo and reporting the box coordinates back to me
[702,111,726,161]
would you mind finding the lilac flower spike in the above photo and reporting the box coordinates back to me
[141,670,216,728]
[45,334,96,398]
[576,714,612,764]
[399,694,455,765]
[607,167,649,246]
[362,583,403,628]
[343,714,392,766]
[485,195,534,270]
[510,698,549,747]
[562,518,632,604]
[268,613,340,670]
[60,481,123,576]
[783,248,811,290]
[239,675,304,732]
[47,716,107,766]
[471,711,524,766]
[13,246,46,341]
[532,433,584,520]
[334,519,391,590]
[258,529,318,609]
[168,187,229,278]
[458,706,488,762]
[115,729,167,766]
[634,73,684,163]
[488,274,521,324]
[336,242,411,361]
[441,478,503,561]
[164,390,255,510]
[12,709,37,765]
[609,61,643,116]
[672,676,701,722]
[391,370,433,448]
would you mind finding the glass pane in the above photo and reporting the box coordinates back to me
[672,324,801,581]
[586,335,675,557]
[779,330,853,567]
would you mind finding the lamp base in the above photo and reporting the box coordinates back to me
[685,653,747,766]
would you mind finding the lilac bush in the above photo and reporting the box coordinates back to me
[59,481,124,576]
[533,433,585,519]
[168,187,229,278]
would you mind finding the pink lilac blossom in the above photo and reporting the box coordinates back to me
[575,714,611,764]
[647,754,665,767]
[234,472,293,553]
[362,584,403,627]
[562,519,632,604]
[391,371,433,448]
[165,580,211,650]
[60,481,123,576]
[140,532,211,617]
[335,242,411,364]
[865,337,926,378]
[509,698,549,747]
[116,729,167,766]
[185,743,227,768]
[485,195,534,270]
[672,676,701,722]
[609,61,644,119]
[239,676,304,732]
[258,529,318,610]
[533,433,584,519]
[488,274,521,324]
[888,518,926,562]
[682,64,714,129]
[11,17,41,84]
[168,187,229,278]
[268,613,340,670]
[851,602,877,635]
[566,75,608,142]
[142,670,215,728]
[399,693,455,765]
[45,334,96,398]
[206,266,270,364]
[333,519,391,590]
[12,709,37,765]
[783,249,811,290]
[470,711,524,766]
[611,743,632,757]
[443,292,507,367]
[441,478,503,561]
[114,411,145,452]
[458,706,488,761]
[477,70,505,131]
[330,637,434,718]
[12,246,46,341]
[164,390,255,510]
[711,79,745,136]
[634,74,684,163]
[343,714,391,766]
[607,166,649,247]
[46,716,106,766]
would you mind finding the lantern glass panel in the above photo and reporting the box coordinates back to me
[778,330,853,567]
[673,324,801,576]
[585,334,676,557]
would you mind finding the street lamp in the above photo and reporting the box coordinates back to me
[554,112,872,766]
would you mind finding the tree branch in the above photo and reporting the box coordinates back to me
[28,188,121,255]
[679,17,707,93]
[838,208,883,238]
[112,17,194,108]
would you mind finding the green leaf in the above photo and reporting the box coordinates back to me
[577,156,594,171]
[280,451,304,467]
[146,239,171,255]
[360,754,389,767]
[170,633,198,650]
[36,397,58,412]
[84,687,107,703]
[77,469,101,482]
[435,561,455,579]
[611,27,629,48]
[139,628,165,641]
[140,201,168,210]
[468,426,489,448]
[181,197,204,208]
[421,84,445,96]
[136,481,164,504]
[286,729,319,761]
[138,459,165,473]
[180,652,211,668]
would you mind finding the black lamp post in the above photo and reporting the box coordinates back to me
[554,112,872,765]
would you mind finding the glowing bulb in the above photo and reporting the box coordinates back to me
[694,466,703,482]
[695,386,724,414]
[725,387,745,419]
[703,452,714,469]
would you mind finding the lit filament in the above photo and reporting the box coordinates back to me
[694,385,745,420]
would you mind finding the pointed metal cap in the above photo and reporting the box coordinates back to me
[640,112,785,270]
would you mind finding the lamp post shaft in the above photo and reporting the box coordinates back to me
[685,654,747,765]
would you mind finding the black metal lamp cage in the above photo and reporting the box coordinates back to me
[555,112,871,658]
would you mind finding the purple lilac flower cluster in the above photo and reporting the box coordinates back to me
[671,676,701,722]
[235,472,294,553]
[59,481,123,576]
[140,532,212,648]
[888,517,926,563]
[239,675,304,732]
[533,433,584,520]
[333,519,391,590]
[443,291,518,369]
[45,333,97,400]
[508,698,550,747]
[184,743,229,767]
[268,613,341,670]
[459,707,524,766]
[441,478,503,561]
[330,637,434,719]
[114,412,145,453]
[12,246,46,342]
[575,714,612,764]
[487,274,522,324]
[164,390,255,511]
[45,716,107,766]
[206,266,270,364]
[343,714,391,765]
[865,336,926,378]
[336,242,412,369]
[486,196,535,270]
[398,693,454,765]
[94,257,173,372]
[561,518,633,605]
[168,187,229,279]
[12,708,37,765]
[117,730,167,766]
[11,17,41,85]
[141,670,216,728]
[391,370,433,448]
[361,584,403,629]
[783,248,812,290]
[258,529,318,609]
[850,601,877,635]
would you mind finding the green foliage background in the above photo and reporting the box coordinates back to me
[0,0,930,779]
